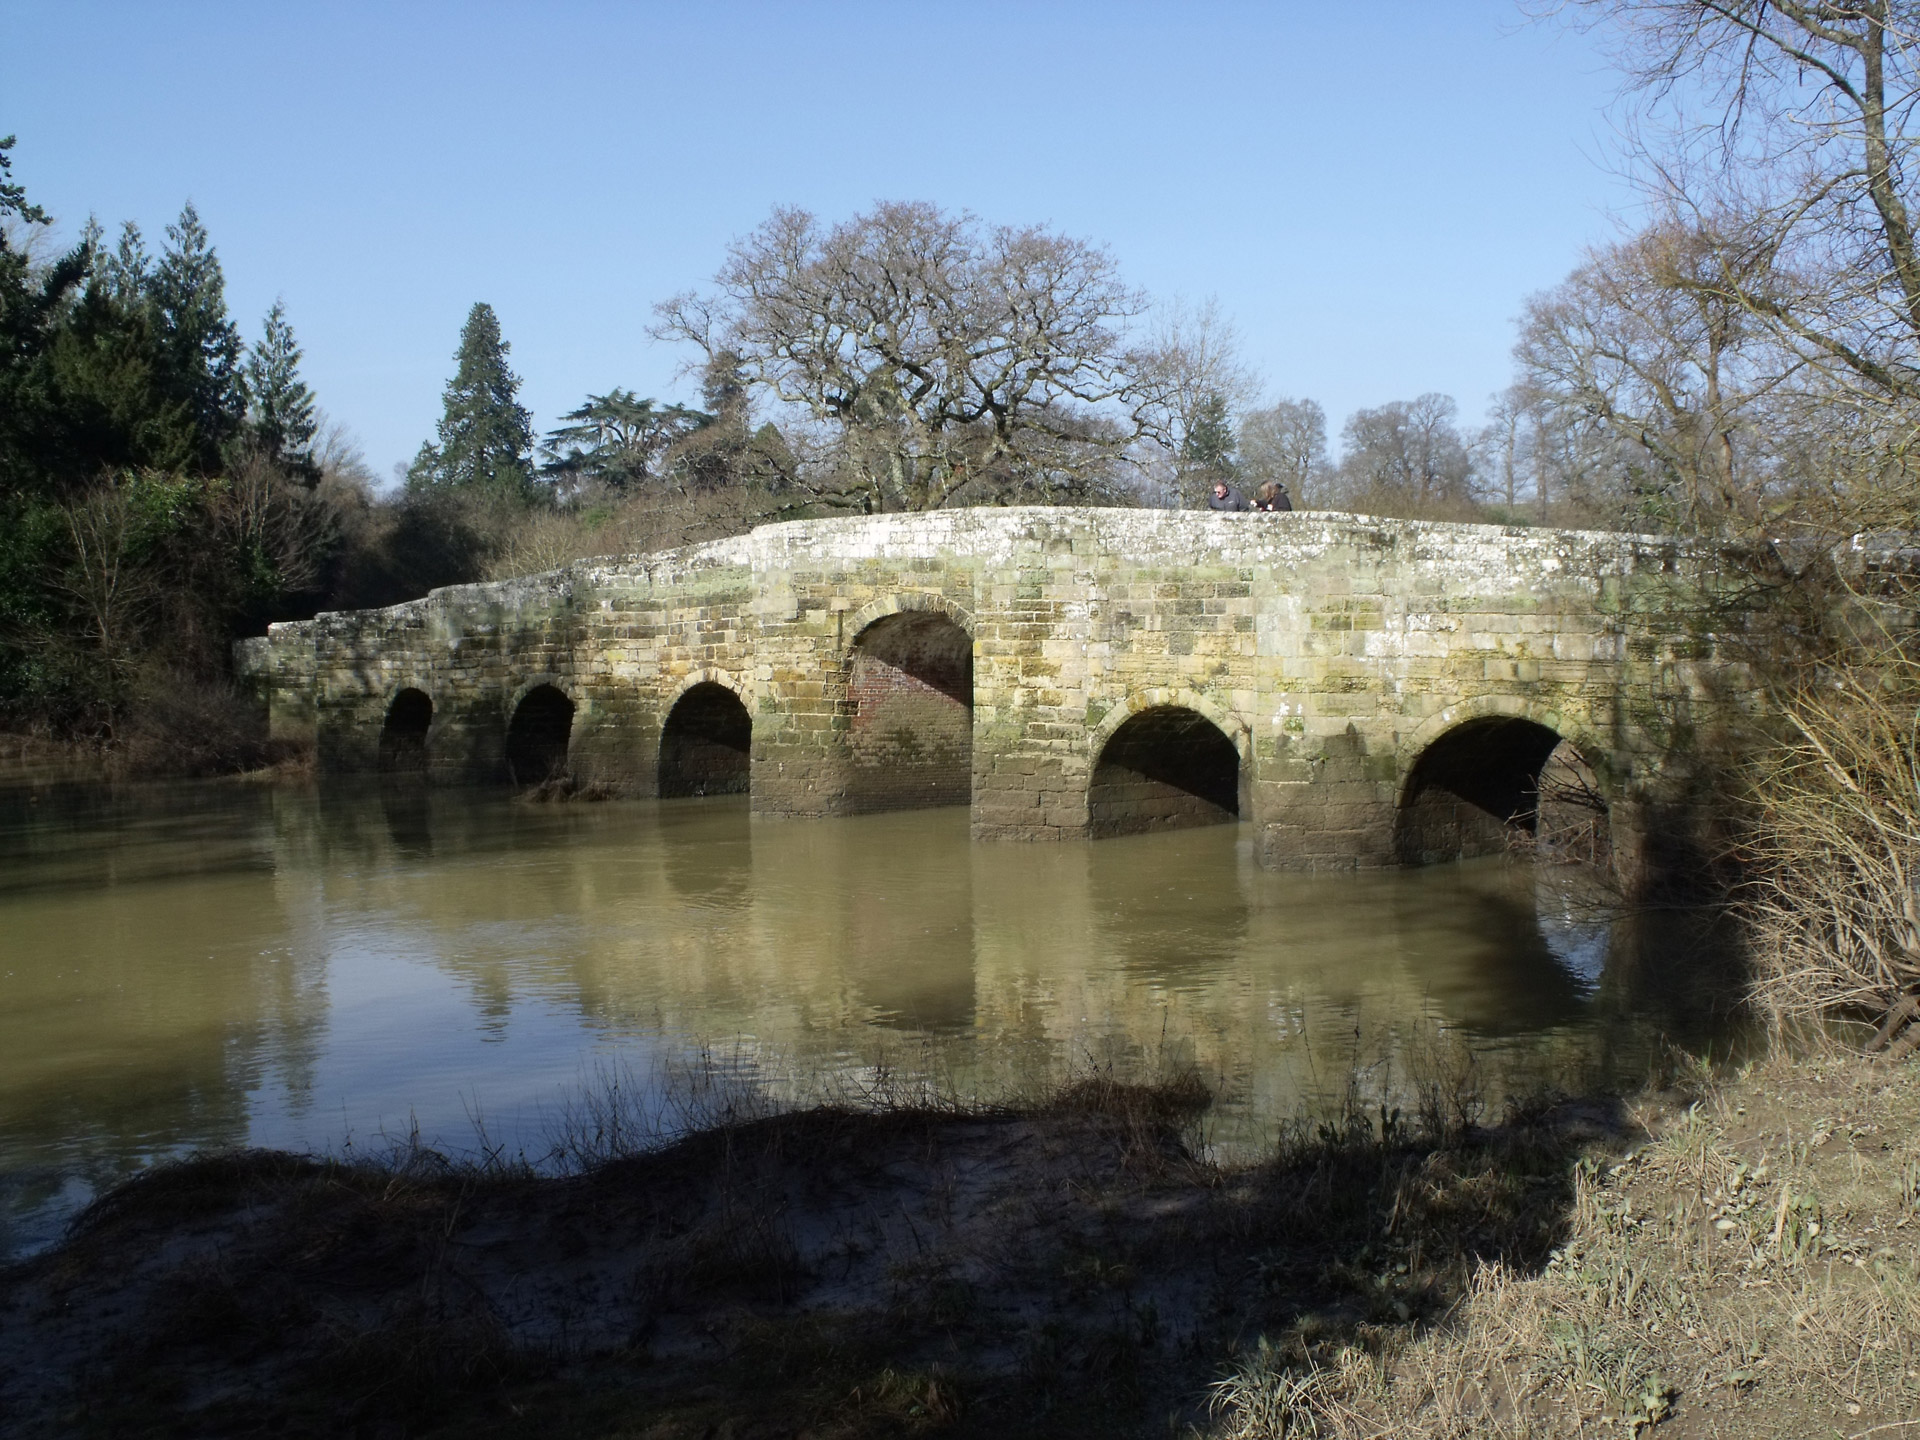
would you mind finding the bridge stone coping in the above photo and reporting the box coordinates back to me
[244,506,1764,888]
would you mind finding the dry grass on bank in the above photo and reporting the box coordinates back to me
[4,1053,1915,1440]
[1211,1054,1920,1439]
[0,727,100,781]
[104,670,309,779]
[1740,627,1920,1056]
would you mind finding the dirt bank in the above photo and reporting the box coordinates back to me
[1,1066,1915,1439]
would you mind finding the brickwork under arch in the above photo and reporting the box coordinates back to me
[844,608,974,813]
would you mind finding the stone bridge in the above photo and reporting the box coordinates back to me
[240,508,1752,884]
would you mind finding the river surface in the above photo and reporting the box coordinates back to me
[0,779,1731,1259]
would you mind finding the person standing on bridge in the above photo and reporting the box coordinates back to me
[1207,479,1250,511]
[1253,481,1292,512]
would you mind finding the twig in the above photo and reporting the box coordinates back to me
[1866,994,1919,1054]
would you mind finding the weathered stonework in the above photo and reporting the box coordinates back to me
[241,508,1758,884]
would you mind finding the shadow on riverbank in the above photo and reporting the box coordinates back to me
[9,1055,1918,1439]
[0,1069,1630,1439]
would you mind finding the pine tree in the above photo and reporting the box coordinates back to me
[701,349,750,424]
[538,389,705,494]
[148,202,245,471]
[1183,393,1237,474]
[407,302,533,500]
[0,135,89,502]
[0,134,47,228]
[92,220,150,302]
[674,350,768,493]
[245,300,317,472]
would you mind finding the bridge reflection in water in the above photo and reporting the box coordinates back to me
[0,780,1733,1259]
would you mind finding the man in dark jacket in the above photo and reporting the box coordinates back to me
[1207,479,1250,511]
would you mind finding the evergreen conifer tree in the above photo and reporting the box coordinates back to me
[672,350,768,493]
[148,203,245,471]
[0,134,47,229]
[1178,391,1239,506]
[245,300,318,473]
[93,220,150,301]
[1,188,90,501]
[538,389,705,494]
[407,302,533,500]
[1182,393,1237,474]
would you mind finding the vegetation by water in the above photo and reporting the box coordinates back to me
[7,779,1897,1438]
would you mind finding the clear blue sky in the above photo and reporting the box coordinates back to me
[3,1,1639,482]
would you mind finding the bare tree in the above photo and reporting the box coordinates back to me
[653,202,1176,512]
[1336,393,1478,515]
[207,450,341,601]
[1549,1,1920,525]
[1514,218,1798,531]
[46,475,172,698]
[1238,397,1331,508]
[1475,389,1527,514]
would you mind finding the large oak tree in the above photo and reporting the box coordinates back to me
[653,202,1183,512]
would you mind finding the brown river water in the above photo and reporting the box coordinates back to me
[0,780,1733,1259]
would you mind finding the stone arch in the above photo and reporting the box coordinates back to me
[1088,692,1248,839]
[659,672,753,798]
[378,687,433,773]
[663,666,756,716]
[1395,698,1614,866]
[843,600,975,813]
[504,674,574,723]
[504,681,575,785]
[1088,688,1252,767]
[1397,693,1608,781]
[842,591,976,650]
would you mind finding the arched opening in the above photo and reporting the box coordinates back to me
[846,610,973,812]
[378,688,433,773]
[659,682,752,798]
[504,684,574,785]
[1089,705,1241,839]
[1395,717,1610,866]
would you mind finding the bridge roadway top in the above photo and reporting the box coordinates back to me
[243,507,1750,878]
